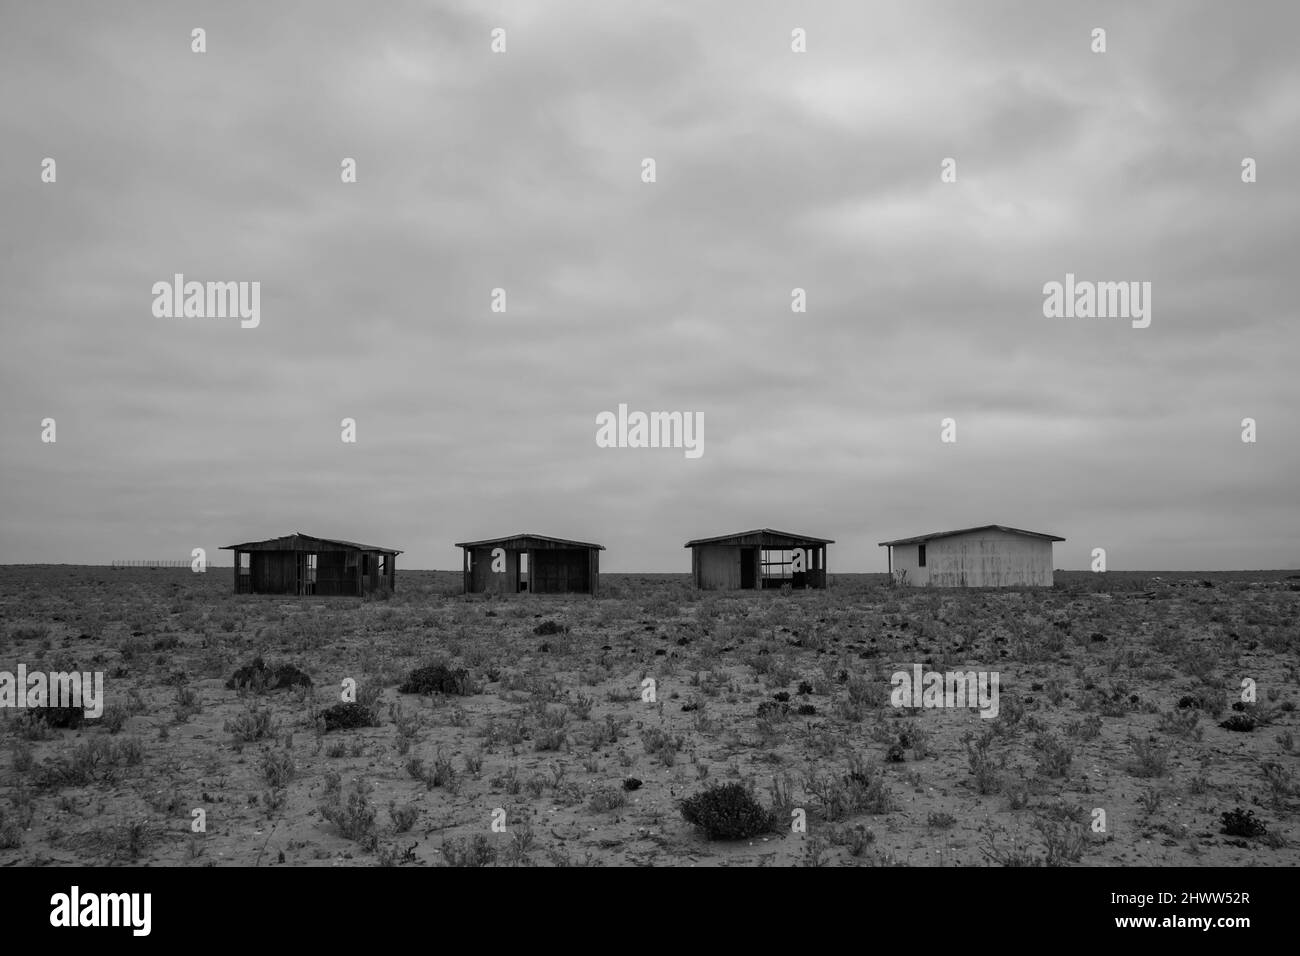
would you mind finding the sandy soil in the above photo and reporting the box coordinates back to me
[0,566,1296,866]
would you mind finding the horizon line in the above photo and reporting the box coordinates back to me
[3,564,1298,575]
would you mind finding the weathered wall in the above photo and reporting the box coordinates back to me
[316,551,351,595]
[925,530,1054,587]
[236,548,388,596]
[250,551,297,594]
[890,544,928,586]
[469,546,519,593]
[532,548,591,593]
[696,545,742,589]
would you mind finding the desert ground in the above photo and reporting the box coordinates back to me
[0,566,1296,867]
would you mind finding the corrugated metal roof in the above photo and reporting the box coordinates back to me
[877,525,1064,547]
[220,531,403,554]
[453,533,605,551]
[684,528,835,548]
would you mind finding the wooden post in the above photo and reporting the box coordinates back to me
[233,552,240,593]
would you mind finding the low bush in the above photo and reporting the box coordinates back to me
[226,657,312,691]
[679,782,774,840]
[1220,807,1267,838]
[398,664,472,696]
[321,702,375,732]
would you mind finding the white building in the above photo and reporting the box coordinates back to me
[878,525,1064,587]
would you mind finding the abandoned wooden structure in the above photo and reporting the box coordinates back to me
[454,533,604,595]
[220,532,400,596]
[685,528,832,590]
[878,525,1064,587]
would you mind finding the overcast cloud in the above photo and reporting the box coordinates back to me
[2,0,1297,571]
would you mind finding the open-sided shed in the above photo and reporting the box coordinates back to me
[454,533,604,595]
[685,528,832,590]
[220,532,400,596]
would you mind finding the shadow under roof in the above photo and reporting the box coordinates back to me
[453,533,605,551]
[684,528,835,548]
[877,525,1064,547]
[220,531,403,554]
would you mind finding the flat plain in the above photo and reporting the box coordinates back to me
[0,566,1296,866]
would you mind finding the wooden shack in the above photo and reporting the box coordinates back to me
[454,533,603,595]
[220,532,400,596]
[878,525,1064,587]
[685,528,832,590]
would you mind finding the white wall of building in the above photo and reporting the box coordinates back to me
[891,529,1055,587]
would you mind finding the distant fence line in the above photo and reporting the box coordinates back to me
[110,560,194,569]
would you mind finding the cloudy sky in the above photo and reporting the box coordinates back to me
[2,0,1297,572]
